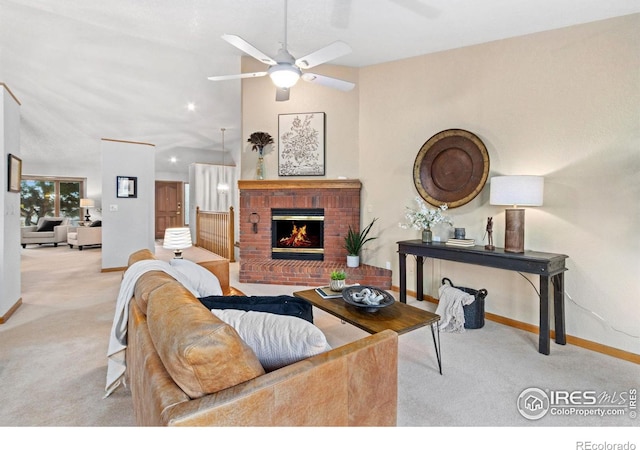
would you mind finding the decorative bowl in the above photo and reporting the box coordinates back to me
[342,285,394,313]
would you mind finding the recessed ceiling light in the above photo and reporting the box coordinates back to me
[187,102,195,111]
[170,157,177,163]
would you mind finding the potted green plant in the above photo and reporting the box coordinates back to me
[344,218,378,268]
[329,269,346,291]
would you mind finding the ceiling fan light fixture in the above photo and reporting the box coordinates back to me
[268,64,301,88]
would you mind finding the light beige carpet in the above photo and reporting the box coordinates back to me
[2,245,638,443]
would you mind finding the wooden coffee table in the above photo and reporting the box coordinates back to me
[293,288,442,374]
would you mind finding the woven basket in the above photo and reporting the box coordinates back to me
[441,277,488,329]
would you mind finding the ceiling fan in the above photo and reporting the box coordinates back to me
[207,0,355,102]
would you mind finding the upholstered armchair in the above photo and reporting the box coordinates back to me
[67,221,102,250]
[21,217,71,248]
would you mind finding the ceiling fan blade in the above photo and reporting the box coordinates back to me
[207,72,268,81]
[295,41,352,69]
[276,87,290,102]
[301,73,355,91]
[222,34,277,65]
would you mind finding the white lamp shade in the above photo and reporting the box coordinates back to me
[80,198,95,208]
[268,65,301,88]
[490,176,544,207]
[163,227,193,250]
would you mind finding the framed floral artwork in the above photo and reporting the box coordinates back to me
[278,112,325,176]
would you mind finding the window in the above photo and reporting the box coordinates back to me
[20,176,85,226]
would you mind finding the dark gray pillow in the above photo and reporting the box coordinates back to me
[37,219,62,232]
[89,220,102,227]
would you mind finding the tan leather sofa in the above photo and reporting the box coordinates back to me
[125,249,398,426]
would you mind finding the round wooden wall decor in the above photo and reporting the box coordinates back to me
[413,129,490,208]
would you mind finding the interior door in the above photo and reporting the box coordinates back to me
[155,181,183,239]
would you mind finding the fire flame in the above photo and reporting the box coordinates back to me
[279,224,312,247]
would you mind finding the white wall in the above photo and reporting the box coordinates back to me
[0,85,21,318]
[100,139,156,269]
[242,15,640,355]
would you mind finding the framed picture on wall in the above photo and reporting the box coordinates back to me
[117,176,137,198]
[278,112,325,176]
[7,153,22,193]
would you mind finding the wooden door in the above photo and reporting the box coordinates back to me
[155,181,183,239]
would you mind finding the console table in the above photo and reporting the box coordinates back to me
[397,240,568,355]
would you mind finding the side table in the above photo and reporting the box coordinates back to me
[397,240,568,355]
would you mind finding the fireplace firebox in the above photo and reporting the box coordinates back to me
[271,208,324,261]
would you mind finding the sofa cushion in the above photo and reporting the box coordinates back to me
[169,258,223,297]
[37,219,62,232]
[146,282,265,399]
[23,231,55,238]
[211,308,331,372]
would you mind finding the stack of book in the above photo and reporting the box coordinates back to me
[315,284,360,299]
[446,238,476,247]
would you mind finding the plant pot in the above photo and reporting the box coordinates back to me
[330,279,346,292]
[422,228,432,243]
[346,255,360,268]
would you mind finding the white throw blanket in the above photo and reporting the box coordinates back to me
[436,284,475,333]
[104,259,198,397]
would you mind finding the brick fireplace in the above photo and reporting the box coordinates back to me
[238,179,391,288]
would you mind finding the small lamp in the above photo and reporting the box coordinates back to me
[163,227,192,259]
[489,176,544,253]
[80,198,95,222]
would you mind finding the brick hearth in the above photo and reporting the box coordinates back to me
[238,179,391,288]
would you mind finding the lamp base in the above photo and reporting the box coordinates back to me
[84,214,91,222]
[173,250,183,259]
[504,208,525,253]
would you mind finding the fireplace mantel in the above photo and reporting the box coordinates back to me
[238,179,361,191]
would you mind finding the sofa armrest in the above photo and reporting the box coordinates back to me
[21,225,37,236]
[161,329,398,426]
[54,225,69,241]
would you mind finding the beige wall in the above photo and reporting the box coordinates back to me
[241,57,359,180]
[242,14,640,355]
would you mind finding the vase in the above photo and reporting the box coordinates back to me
[330,279,345,292]
[256,155,265,180]
[422,228,432,243]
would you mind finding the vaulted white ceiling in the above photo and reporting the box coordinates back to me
[1,0,638,175]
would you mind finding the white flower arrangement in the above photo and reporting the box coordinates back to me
[400,197,453,231]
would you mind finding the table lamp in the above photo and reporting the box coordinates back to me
[163,227,192,259]
[489,176,544,253]
[80,198,95,222]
